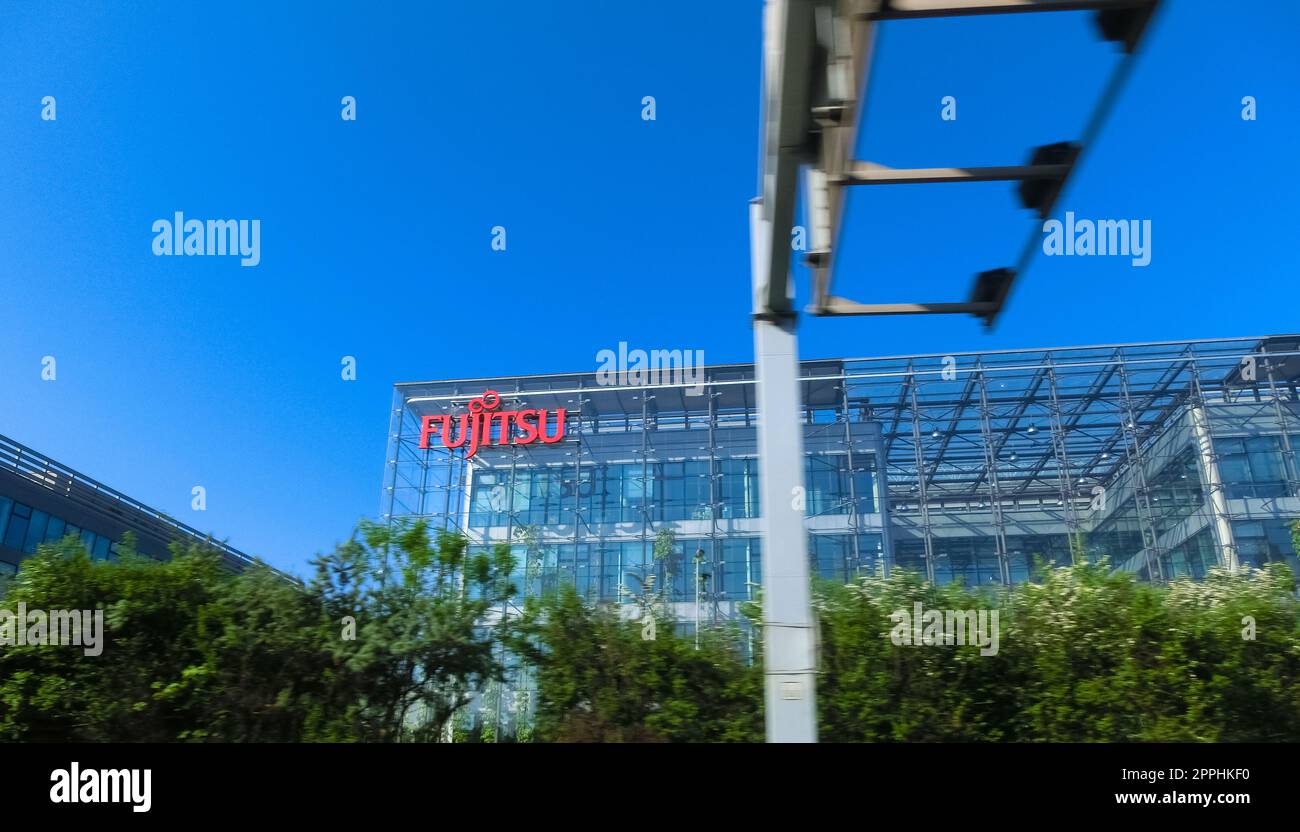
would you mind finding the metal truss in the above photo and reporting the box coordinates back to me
[756,0,1161,327]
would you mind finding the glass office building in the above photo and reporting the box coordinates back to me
[384,335,1300,624]
[0,433,256,586]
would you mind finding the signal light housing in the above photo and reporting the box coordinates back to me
[1018,142,1080,218]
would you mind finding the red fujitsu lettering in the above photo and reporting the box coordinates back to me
[427,391,566,456]
[537,408,567,444]
[513,409,540,443]
[493,409,514,444]
[419,415,449,450]
[463,390,503,459]
[443,414,470,450]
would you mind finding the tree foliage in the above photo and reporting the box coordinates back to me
[512,586,763,742]
[3,527,1298,742]
[518,560,1300,742]
[0,520,515,742]
[814,560,1300,741]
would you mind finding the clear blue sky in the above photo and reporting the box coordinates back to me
[1,1,1296,575]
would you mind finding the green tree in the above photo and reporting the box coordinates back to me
[0,534,238,741]
[512,586,762,742]
[0,520,517,742]
[812,559,1300,742]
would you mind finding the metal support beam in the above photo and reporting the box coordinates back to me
[750,199,818,744]
[791,0,1161,325]
[758,0,817,317]
[1188,361,1239,572]
[1117,361,1166,582]
[1044,361,1083,551]
[812,296,998,317]
[975,363,1012,583]
[836,161,1069,185]
[1263,355,1300,496]
[907,363,938,583]
[863,0,1148,21]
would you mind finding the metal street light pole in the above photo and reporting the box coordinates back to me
[750,198,818,743]
[750,0,1159,743]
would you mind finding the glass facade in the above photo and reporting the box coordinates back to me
[386,336,1300,616]
[1217,434,1300,499]
[467,454,874,531]
[1234,519,1300,575]
[387,336,1300,736]
[0,495,121,560]
[0,433,258,577]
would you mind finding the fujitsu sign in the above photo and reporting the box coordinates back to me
[419,390,567,459]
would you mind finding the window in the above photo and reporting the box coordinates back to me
[658,461,711,521]
[719,458,759,519]
[1161,530,1217,579]
[23,510,49,553]
[0,498,129,562]
[1234,520,1299,573]
[590,541,637,602]
[3,503,31,551]
[1216,436,1288,498]
[809,533,883,583]
[804,453,877,518]
[468,470,508,528]
[594,464,643,524]
[721,537,761,600]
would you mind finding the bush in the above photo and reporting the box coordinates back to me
[4,530,1297,742]
[513,586,763,742]
[0,521,516,742]
[814,560,1300,741]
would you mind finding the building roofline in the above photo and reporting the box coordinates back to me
[0,432,261,571]
[394,334,1297,388]
[833,333,1299,364]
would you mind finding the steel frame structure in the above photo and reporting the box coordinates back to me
[757,0,1161,327]
[752,0,1163,741]
[383,335,1300,741]
[385,337,1300,571]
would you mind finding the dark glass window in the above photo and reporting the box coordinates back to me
[1234,520,1299,573]
[22,510,49,553]
[1216,436,1288,498]
[3,503,31,551]
[0,496,12,543]
[721,537,761,600]
[658,461,711,521]
[804,453,878,518]
[719,458,759,519]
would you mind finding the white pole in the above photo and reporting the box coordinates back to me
[750,198,818,743]
[695,551,701,650]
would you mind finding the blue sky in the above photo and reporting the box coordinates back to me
[1,1,1296,575]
